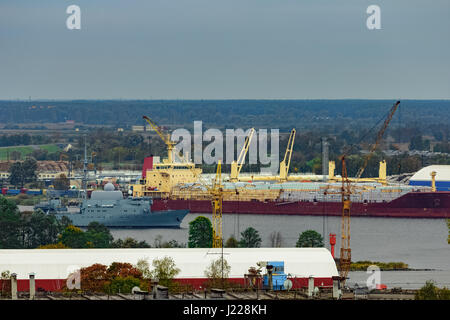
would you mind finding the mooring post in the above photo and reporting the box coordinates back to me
[308,276,314,299]
[11,273,18,300]
[29,273,36,300]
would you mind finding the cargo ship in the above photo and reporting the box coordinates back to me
[130,156,449,219]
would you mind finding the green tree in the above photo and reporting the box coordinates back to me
[23,211,62,248]
[188,216,213,248]
[85,222,113,248]
[225,236,239,248]
[0,197,22,248]
[296,230,324,247]
[239,227,262,248]
[150,256,180,288]
[60,225,88,248]
[415,280,440,300]
[23,158,37,184]
[8,158,37,187]
[8,162,25,188]
[107,276,141,294]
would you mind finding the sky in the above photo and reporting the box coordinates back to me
[0,0,449,100]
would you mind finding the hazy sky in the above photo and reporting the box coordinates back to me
[0,0,449,99]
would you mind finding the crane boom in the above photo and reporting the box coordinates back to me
[230,128,255,182]
[279,129,296,181]
[356,101,400,179]
[143,115,177,163]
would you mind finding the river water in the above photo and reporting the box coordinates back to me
[110,213,450,289]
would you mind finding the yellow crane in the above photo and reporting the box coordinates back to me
[143,115,178,163]
[189,160,232,248]
[339,101,400,283]
[279,129,296,181]
[356,101,400,179]
[230,128,255,182]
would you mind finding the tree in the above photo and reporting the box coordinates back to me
[204,258,231,288]
[188,216,213,248]
[239,227,262,248]
[22,158,37,184]
[79,263,109,293]
[8,162,25,188]
[135,258,152,279]
[38,242,69,249]
[107,262,142,279]
[111,237,151,248]
[150,256,180,288]
[8,158,37,187]
[23,211,62,248]
[296,230,324,248]
[107,276,142,294]
[415,280,442,300]
[0,197,22,248]
[85,222,113,248]
[225,236,239,248]
[60,225,88,248]
[53,174,70,190]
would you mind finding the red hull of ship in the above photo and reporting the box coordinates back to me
[152,192,450,218]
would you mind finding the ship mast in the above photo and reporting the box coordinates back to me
[83,135,88,200]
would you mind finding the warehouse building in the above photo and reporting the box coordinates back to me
[0,248,338,292]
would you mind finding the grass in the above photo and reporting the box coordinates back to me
[0,146,34,160]
[0,144,61,160]
[350,260,409,271]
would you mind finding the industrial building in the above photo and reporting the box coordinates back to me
[0,248,338,292]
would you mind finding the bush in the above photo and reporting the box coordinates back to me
[105,276,141,294]
[415,280,450,300]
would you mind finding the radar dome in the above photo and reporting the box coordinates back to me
[104,182,115,191]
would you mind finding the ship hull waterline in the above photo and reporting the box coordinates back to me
[151,192,450,219]
[57,209,189,228]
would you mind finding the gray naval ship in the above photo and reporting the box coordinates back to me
[38,183,189,228]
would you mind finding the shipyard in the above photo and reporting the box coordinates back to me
[1,1,449,315]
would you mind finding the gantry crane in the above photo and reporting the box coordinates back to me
[230,128,255,182]
[338,101,400,283]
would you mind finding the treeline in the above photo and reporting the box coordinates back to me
[0,197,184,249]
[0,134,52,147]
[1,100,450,131]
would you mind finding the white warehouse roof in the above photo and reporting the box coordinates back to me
[0,248,338,280]
[410,165,450,181]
